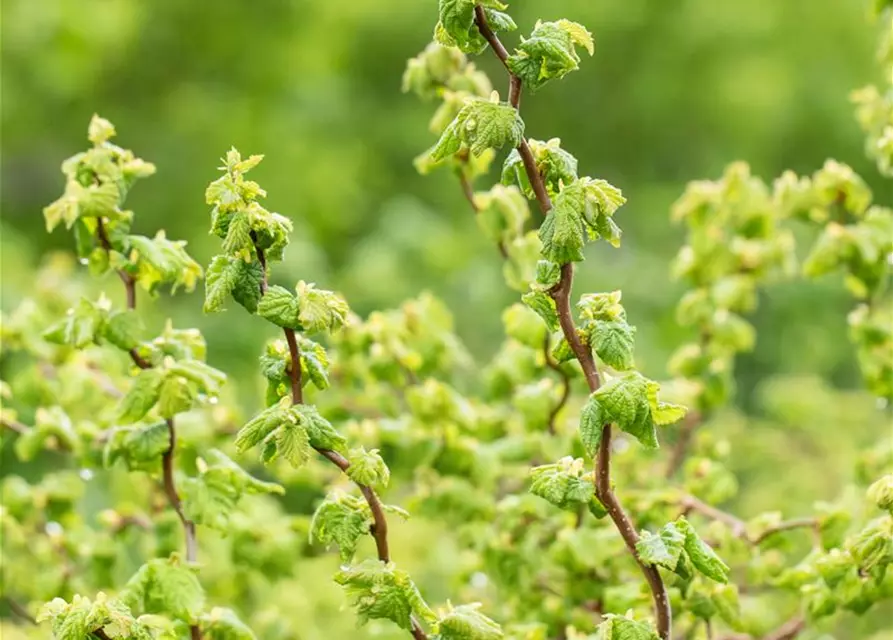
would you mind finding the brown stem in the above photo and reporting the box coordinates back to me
[680,495,817,545]
[96,218,201,638]
[543,334,571,435]
[252,241,424,638]
[4,596,36,625]
[719,615,805,640]
[473,8,671,637]
[665,411,701,479]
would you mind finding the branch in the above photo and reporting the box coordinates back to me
[1,417,30,435]
[473,9,671,638]
[718,615,805,640]
[96,218,200,639]
[664,411,701,479]
[680,495,818,545]
[253,241,426,639]
[3,595,37,625]
[543,334,571,435]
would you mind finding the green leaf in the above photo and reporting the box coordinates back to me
[502,303,547,349]
[503,138,578,198]
[222,212,253,261]
[347,448,391,489]
[234,398,292,452]
[676,517,731,583]
[103,421,170,471]
[43,297,105,349]
[38,593,152,640]
[203,255,238,313]
[539,178,625,263]
[507,20,594,92]
[294,403,347,452]
[296,281,349,334]
[474,184,530,245]
[592,373,657,449]
[578,394,604,457]
[181,449,283,531]
[117,368,165,423]
[271,417,312,468]
[120,556,205,621]
[434,0,515,54]
[596,614,660,640]
[157,374,197,419]
[590,320,636,370]
[13,406,79,462]
[300,336,331,391]
[430,97,525,162]
[200,607,257,640]
[126,232,203,294]
[530,457,602,515]
[230,259,265,313]
[636,522,686,570]
[257,285,301,329]
[645,379,688,426]
[334,560,435,630]
[434,603,503,640]
[103,310,144,351]
[310,491,373,562]
[520,290,558,331]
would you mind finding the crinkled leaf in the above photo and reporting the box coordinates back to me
[257,285,301,329]
[117,368,165,423]
[430,97,525,162]
[346,447,390,490]
[334,560,435,630]
[591,320,636,370]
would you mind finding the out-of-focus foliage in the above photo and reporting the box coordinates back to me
[2,1,893,640]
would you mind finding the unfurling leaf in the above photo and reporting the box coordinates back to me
[507,20,593,92]
[430,97,525,161]
[334,560,435,630]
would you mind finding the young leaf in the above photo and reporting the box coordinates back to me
[104,421,171,471]
[507,20,594,92]
[596,614,660,640]
[200,607,257,640]
[293,404,347,453]
[636,522,686,571]
[334,560,435,630]
[103,309,144,351]
[520,290,559,331]
[38,593,151,640]
[578,394,604,457]
[347,447,391,490]
[296,281,349,334]
[181,449,283,531]
[676,517,731,583]
[120,556,205,621]
[591,373,658,449]
[43,297,105,349]
[503,138,578,198]
[434,602,503,640]
[529,456,605,517]
[117,368,165,423]
[310,491,373,562]
[257,285,301,329]
[435,0,516,55]
[157,374,197,419]
[430,97,525,162]
[590,319,636,370]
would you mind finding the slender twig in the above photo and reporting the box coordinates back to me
[665,411,701,479]
[718,615,805,640]
[96,218,200,640]
[252,241,426,639]
[4,596,37,625]
[473,9,671,638]
[680,495,818,545]
[543,334,571,435]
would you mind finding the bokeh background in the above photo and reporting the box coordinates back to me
[2,0,892,637]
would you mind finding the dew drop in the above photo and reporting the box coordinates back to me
[470,572,489,589]
[79,258,89,265]
[45,521,64,536]
[79,468,94,482]
[612,438,630,454]
[878,397,890,411]
[209,396,219,405]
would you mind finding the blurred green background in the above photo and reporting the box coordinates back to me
[3,1,893,637]
[2,0,890,396]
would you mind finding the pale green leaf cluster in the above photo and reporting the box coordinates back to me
[334,560,436,630]
[13,406,79,462]
[309,491,375,562]
[181,449,284,531]
[260,335,330,404]
[43,115,155,234]
[430,95,525,162]
[38,592,163,640]
[538,177,625,264]
[474,185,531,248]
[595,614,659,640]
[347,447,391,489]
[43,296,143,351]
[255,281,349,335]
[116,357,225,422]
[199,607,257,640]
[580,372,686,453]
[434,0,516,55]
[206,148,293,267]
[502,138,578,199]
[506,20,594,92]
[234,397,346,468]
[636,517,730,584]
